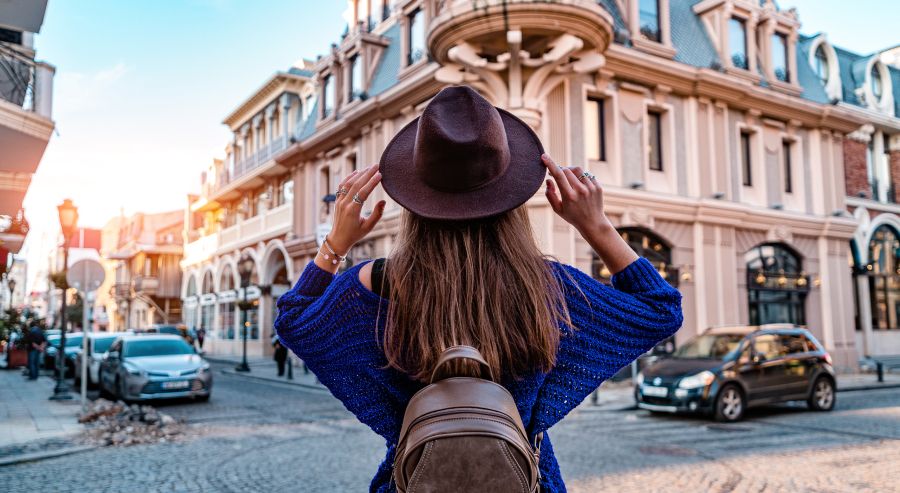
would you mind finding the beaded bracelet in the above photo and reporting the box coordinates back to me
[319,235,348,265]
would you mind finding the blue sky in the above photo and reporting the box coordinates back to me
[18,0,900,290]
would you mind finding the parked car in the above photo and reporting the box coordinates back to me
[73,332,131,388]
[99,334,212,402]
[634,324,836,422]
[44,332,83,376]
[140,324,195,345]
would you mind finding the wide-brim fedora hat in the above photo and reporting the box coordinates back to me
[378,85,545,220]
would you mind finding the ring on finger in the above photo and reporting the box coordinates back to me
[336,187,348,196]
[352,193,365,205]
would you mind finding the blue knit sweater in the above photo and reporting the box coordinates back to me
[274,256,683,492]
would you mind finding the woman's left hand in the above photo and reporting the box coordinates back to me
[328,164,387,254]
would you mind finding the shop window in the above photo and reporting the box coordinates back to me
[867,225,900,330]
[745,243,808,326]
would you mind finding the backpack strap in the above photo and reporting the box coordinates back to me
[430,345,495,383]
[371,257,390,298]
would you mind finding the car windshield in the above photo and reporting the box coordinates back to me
[124,339,194,358]
[93,337,117,353]
[65,336,83,348]
[672,334,745,359]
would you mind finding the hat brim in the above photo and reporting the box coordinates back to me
[378,107,545,221]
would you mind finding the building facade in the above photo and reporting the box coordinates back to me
[106,211,184,331]
[0,1,54,278]
[186,0,895,369]
[826,38,900,357]
[180,65,313,357]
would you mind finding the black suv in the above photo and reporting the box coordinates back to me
[634,324,836,422]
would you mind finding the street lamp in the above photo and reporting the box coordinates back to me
[235,254,254,372]
[51,198,78,401]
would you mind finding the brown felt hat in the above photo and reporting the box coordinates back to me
[378,85,545,220]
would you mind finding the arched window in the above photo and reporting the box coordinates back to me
[592,228,678,287]
[219,264,237,340]
[867,225,900,330]
[871,64,883,100]
[814,44,829,84]
[185,276,197,297]
[201,271,214,294]
[745,243,808,325]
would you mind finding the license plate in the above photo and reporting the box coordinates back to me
[642,385,668,397]
[162,380,190,389]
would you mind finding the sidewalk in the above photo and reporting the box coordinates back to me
[0,369,84,449]
[203,353,325,391]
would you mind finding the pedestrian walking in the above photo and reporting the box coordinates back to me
[195,327,205,354]
[272,335,288,377]
[26,324,46,380]
[274,86,683,492]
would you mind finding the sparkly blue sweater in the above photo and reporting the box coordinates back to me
[275,257,683,492]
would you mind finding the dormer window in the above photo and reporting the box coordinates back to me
[729,17,748,69]
[772,33,789,82]
[639,0,660,42]
[322,74,334,118]
[871,65,883,100]
[407,8,425,65]
[814,45,829,84]
[348,55,363,101]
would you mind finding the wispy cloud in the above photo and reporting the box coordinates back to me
[54,62,130,114]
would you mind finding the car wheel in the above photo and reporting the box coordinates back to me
[714,384,745,422]
[807,376,835,412]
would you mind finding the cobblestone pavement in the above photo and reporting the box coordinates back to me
[2,362,898,492]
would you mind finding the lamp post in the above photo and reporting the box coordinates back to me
[50,199,78,401]
[235,254,254,372]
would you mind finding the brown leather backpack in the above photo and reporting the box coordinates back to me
[392,346,543,492]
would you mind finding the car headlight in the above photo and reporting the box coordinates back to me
[122,362,145,377]
[635,372,644,386]
[198,363,210,374]
[678,370,715,389]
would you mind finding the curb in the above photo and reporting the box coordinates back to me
[0,445,101,467]
[218,368,326,392]
[837,383,900,393]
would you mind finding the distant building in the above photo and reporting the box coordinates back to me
[106,211,183,330]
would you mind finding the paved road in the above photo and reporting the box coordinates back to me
[3,362,899,492]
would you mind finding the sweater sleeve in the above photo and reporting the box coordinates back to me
[532,257,683,432]
[274,260,403,442]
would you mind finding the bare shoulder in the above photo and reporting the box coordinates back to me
[359,260,374,291]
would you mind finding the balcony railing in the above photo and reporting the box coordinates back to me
[209,134,290,196]
[113,282,131,300]
[184,203,293,262]
[0,43,53,119]
[133,276,159,295]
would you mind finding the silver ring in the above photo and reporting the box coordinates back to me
[580,172,594,180]
[352,193,364,205]
[336,187,348,196]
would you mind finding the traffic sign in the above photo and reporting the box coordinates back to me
[66,259,105,293]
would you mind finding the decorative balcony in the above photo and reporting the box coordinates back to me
[133,276,159,296]
[202,134,291,202]
[183,203,293,265]
[113,282,131,301]
[0,43,55,217]
[429,0,613,129]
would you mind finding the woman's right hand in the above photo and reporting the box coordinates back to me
[541,153,611,235]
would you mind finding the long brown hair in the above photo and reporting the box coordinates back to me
[379,206,577,382]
